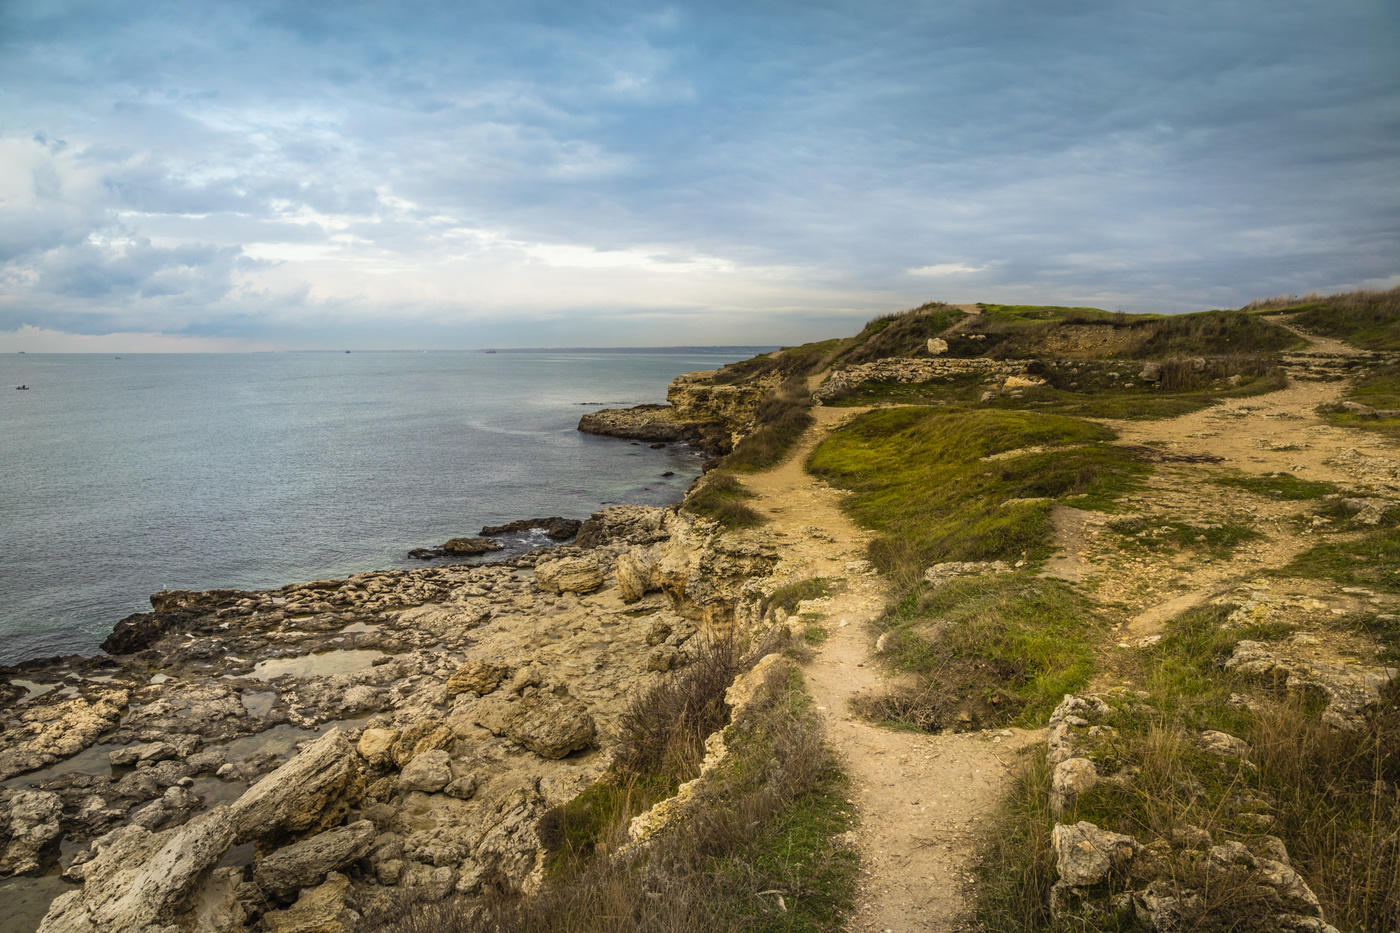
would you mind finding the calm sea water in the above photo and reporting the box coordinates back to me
[0,350,761,665]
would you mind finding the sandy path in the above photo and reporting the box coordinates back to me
[741,406,1041,933]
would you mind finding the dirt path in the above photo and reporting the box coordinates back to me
[741,406,1041,933]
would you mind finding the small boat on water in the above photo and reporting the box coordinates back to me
[16,385,29,390]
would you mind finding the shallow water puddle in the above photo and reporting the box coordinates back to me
[0,873,75,933]
[340,621,380,634]
[241,690,276,717]
[249,648,385,681]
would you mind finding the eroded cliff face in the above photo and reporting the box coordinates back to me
[577,369,781,456]
[666,371,780,445]
[2,505,782,933]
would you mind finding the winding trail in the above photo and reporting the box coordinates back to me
[740,406,1041,933]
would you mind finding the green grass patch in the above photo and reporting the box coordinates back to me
[806,407,1148,586]
[711,339,842,384]
[830,302,969,366]
[1281,526,1400,594]
[1214,472,1342,501]
[762,577,834,619]
[1320,362,1400,440]
[686,473,763,528]
[822,367,1290,421]
[858,575,1103,731]
[1107,517,1263,560]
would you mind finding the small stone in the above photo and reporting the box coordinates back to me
[444,775,478,800]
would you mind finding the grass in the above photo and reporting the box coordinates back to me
[976,599,1400,932]
[762,577,834,619]
[956,306,1302,361]
[1106,517,1263,560]
[1214,472,1342,501]
[376,661,859,933]
[686,473,763,529]
[856,575,1103,732]
[1319,363,1400,440]
[830,303,968,366]
[806,407,1148,588]
[710,339,842,385]
[726,377,816,472]
[1281,526,1400,595]
[1247,286,1400,351]
[823,358,1290,421]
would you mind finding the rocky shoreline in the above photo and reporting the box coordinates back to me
[0,498,782,932]
[0,364,780,933]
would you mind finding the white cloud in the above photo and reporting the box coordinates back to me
[907,262,987,277]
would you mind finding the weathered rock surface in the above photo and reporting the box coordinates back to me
[261,872,357,933]
[254,820,375,898]
[534,556,604,594]
[474,695,596,759]
[479,517,582,540]
[398,750,453,793]
[39,806,236,933]
[1053,820,1140,886]
[0,789,64,875]
[230,730,363,846]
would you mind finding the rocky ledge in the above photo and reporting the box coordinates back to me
[0,504,780,933]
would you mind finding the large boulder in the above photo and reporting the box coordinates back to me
[39,807,236,933]
[254,821,376,898]
[534,557,604,595]
[0,789,63,875]
[474,695,596,759]
[230,730,363,846]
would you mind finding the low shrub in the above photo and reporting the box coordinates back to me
[685,473,763,528]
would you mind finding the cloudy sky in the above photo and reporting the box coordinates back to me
[1,1,1396,351]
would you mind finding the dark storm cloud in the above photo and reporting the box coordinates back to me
[0,0,1395,348]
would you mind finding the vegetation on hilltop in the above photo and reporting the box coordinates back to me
[1245,285,1400,351]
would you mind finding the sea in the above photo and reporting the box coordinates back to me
[0,349,767,667]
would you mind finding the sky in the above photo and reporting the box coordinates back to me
[1,0,1397,351]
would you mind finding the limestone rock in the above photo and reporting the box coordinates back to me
[356,728,398,766]
[254,821,376,898]
[927,337,948,355]
[442,537,505,556]
[1050,758,1099,815]
[534,557,604,595]
[615,546,660,603]
[261,871,357,933]
[398,750,453,794]
[390,721,454,767]
[646,645,683,672]
[1199,730,1251,758]
[0,789,63,875]
[1138,362,1163,382]
[230,730,364,845]
[445,774,479,800]
[38,806,236,933]
[1053,820,1140,886]
[0,689,130,782]
[474,695,596,759]
[445,661,511,699]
